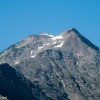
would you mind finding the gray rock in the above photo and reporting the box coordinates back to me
[0,28,100,100]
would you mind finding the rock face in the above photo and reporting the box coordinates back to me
[0,28,100,100]
[0,64,52,100]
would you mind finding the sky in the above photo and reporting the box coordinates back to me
[0,0,100,51]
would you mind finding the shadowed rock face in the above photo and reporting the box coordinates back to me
[0,64,53,100]
[0,28,100,100]
[0,64,35,100]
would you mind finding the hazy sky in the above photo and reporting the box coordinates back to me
[0,0,100,51]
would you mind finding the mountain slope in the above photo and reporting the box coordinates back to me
[0,28,100,100]
[0,64,54,100]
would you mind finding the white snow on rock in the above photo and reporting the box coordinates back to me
[30,51,36,58]
[77,54,80,56]
[31,51,34,54]
[15,61,20,65]
[52,41,57,44]
[54,41,64,48]
[51,35,63,41]
[31,55,36,58]
[38,46,44,51]
[48,34,54,37]
[39,33,54,37]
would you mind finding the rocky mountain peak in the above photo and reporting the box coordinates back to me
[0,28,100,100]
[61,28,99,51]
[67,28,79,33]
[61,28,79,35]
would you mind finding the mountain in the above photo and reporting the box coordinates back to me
[0,28,100,100]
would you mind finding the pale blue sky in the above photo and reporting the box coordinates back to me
[0,0,100,51]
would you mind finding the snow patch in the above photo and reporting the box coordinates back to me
[54,41,64,48]
[39,33,54,37]
[51,35,63,41]
[15,61,19,65]
[52,41,57,44]
[31,55,36,58]
[31,51,34,54]
[43,43,51,46]
[38,46,44,50]
[48,34,54,37]
[77,54,80,56]
[30,50,36,58]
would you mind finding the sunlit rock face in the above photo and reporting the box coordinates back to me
[0,28,100,100]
